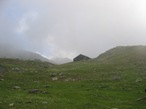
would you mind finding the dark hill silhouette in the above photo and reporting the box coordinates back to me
[73,54,91,62]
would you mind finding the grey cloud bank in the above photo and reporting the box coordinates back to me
[0,0,146,60]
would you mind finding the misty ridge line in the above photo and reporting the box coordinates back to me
[0,45,146,65]
[0,46,73,64]
[0,0,146,63]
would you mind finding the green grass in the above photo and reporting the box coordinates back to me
[0,49,146,109]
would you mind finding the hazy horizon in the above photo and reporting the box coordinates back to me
[1,0,146,59]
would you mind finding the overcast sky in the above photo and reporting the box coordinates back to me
[0,0,146,59]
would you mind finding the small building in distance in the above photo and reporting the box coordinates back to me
[73,54,91,62]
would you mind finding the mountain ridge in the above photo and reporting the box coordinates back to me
[0,46,53,63]
[95,45,146,64]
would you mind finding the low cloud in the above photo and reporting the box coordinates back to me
[1,0,146,60]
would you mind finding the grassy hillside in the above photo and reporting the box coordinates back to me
[0,46,146,109]
[96,45,146,64]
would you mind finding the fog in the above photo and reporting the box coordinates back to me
[0,0,146,60]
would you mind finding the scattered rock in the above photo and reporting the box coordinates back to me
[13,86,21,89]
[34,71,38,73]
[44,85,52,88]
[9,103,14,107]
[0,75,4,78]
[136,78,142,83]
[24,68,28,71]
[28,89,42,94]
[12,67,20,71]
[50,73,57,77]
[137,97,146,102]
[0,79,4,81]
[112,76,121,81]
[42,101,48,104]
[0,75,4,81]
[42,91,48,94]
[65,78,69,82]
[52,77,58,81]
[0,67,5,73]
[34,81,40,83]
[65,78,76,82]
[59,72,64,76]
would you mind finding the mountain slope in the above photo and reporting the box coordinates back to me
[96,45,146,64]
[0,46,53,63]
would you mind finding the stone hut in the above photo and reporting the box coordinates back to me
[73,54,91,62]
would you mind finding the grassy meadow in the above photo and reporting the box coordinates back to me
[0,46,146,109]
